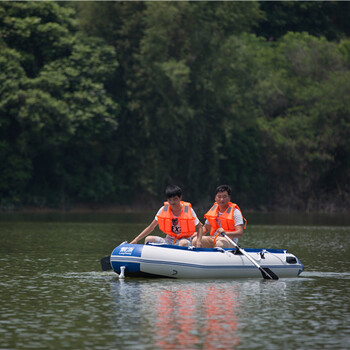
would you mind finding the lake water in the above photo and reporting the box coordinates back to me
[0,212,349,349]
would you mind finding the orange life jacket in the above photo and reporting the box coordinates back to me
[204,202,247,237]
[157,201,196,243]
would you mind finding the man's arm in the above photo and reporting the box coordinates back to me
[130,219,158,244]
[194,222,203,247]
[215,224,243,239]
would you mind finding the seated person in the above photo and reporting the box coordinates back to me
[130,185,202,247]
[193,184,246,248]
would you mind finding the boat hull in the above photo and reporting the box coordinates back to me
[110,243,304,279]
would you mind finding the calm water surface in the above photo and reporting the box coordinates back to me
[0,212,349,349]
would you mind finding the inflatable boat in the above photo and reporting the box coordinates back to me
[104,242,304,279]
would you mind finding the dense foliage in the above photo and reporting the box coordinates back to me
[1,1,349,212]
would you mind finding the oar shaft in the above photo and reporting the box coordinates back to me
[223,234,260,268]
[221,232,279,280]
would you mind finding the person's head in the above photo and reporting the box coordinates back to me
[165,185,182,208]
[215,185,231,206]
[215,185,231,197]
[165,185,182,200]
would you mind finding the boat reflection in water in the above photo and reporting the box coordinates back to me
[110,278,288,349]
[153,285,240,349]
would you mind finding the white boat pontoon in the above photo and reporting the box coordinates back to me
[103,242,304,280]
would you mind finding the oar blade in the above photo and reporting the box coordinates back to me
[259,267,279,280]
[101,256,112,271]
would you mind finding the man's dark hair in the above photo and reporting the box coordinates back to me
[165,184,182,199]
[215,184,231,196]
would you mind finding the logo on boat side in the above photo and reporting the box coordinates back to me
[119,247,134,255]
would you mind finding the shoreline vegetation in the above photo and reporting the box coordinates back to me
[2,204,350,228]
[1,202,348,214]
[1,2,349,214]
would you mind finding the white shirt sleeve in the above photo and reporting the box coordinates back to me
[190,208,200,226]
[155,207,163,221]
[233,208,243,226]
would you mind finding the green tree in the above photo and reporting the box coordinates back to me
[256,1,350,41]
[0,2,119,208]
[126,1,264,202]
[257,33,350,210]
[2,1,349,211]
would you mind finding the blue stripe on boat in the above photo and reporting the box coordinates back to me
[110,255,299,270]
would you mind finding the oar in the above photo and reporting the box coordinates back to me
[100,241,129,271]
[221,232,279,280]
[100,256,112,271]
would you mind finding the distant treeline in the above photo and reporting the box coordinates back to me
[0,1,349,212]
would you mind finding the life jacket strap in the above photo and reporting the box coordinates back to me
[213,232,221,245]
